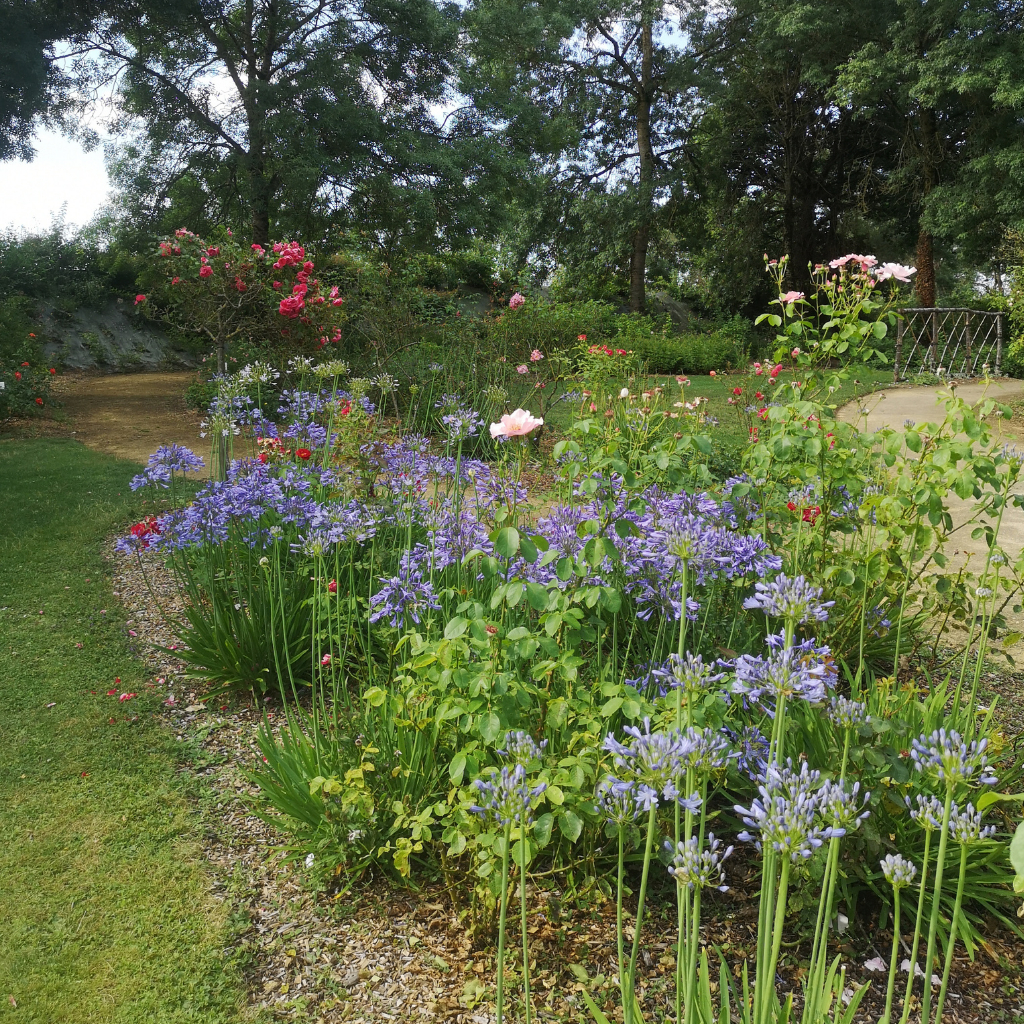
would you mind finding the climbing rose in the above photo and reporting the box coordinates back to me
[508,292,525,310]
[199,265,213,278]
[530,349,544,362]
[134,294,146,305]
[35,397,43,405]
[781,291,804,303]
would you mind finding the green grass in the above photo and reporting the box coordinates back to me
[0,438,258,1023]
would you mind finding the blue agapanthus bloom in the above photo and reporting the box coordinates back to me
[666,833,734,892]
[602,719,702,811]
[130,443,205,489]
[498,731,548,767]
[910,729,998,787]
[743,574,834,624]
[369,550,441,627]
[470,764,547,826]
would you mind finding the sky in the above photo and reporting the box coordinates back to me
[0,128,110,235]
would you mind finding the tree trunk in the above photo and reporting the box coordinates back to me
[915,229,936,308]
[629,15,655,314]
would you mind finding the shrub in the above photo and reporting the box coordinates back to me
[627,328,748,374]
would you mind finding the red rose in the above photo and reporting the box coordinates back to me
[802,506,821,524]
[21,361,29,367]
[49,368,56,374]
[199,265,213,278]
[35,397,43,405]
[328,580,338,594]
[732,387,742,395]
[278,295,305,317]
[134,294,146,305]
[14,372,21,380]
[258,452,268,464]
[296,448,311,460]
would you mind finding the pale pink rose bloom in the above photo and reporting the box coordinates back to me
[530,349,544,361]
[517,364,529,374]
[863,957,887,973]
[829,254,857,269]
[875,262,917,283]
[489,409,544,438]
[508,292,525,310]
[791,347,801,358]
[781,290,805,303]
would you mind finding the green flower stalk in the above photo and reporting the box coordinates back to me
[879,854,917,1024]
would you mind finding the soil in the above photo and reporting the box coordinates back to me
[11,370,208,468]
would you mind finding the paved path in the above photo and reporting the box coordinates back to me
[839,381,1024,628]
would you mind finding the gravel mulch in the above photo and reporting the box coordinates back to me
[108,546,1024,1023]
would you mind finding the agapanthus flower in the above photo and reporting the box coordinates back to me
[130,444,205,489]
[910,729,998,787]
[880,853,917,889]
[723,725,770,781]
[677,726,735,776]
[666,833,734,891]
[369,551,441,627]
[602,719,701,810]
[906,793,945,831]
[743,574,834,624]
[499,730,548,767]
[816,779,871,836]
[442,405,485,441]
[735,761,835,861]
[948,802,996,844]
[470,764,547,826]
[731,640,831,706]
[829,695,867,730]
[595,775,650,825]
[651,652,725,697]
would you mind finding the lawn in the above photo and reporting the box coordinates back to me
[0,438,257,1024]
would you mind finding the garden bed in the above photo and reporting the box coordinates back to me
[110,544,1024,1024]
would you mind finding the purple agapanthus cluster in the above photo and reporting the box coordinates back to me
[499,731,548,767]
[602,719,703,811]
[666,833,734,892]
[909,729,998,787]
[130,443,205,490]
[369,549,441,627]
[470,764,548,826]
[735,760,853,861]
[947,802,996,844]
[730,634,834,708]
[743,574,834,625]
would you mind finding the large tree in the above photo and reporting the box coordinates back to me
[66,0,460,244]
[464,0,718,312]
[840,0,1024,306]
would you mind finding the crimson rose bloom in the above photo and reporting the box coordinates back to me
[296,448,311,460]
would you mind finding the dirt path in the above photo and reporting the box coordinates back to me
[49,371,208,467]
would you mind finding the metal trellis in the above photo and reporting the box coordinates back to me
[894,308,1005,381]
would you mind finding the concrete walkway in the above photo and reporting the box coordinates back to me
[839,381,1024,621]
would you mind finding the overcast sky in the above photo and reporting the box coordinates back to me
[0,128,110,235]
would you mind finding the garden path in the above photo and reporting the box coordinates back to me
[50,370,207,468]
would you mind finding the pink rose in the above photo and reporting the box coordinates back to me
[529,349,543,362]
[508,292,525,310]
[489,408,543,438]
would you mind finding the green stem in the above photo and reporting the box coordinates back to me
[495,821,512,1024]
[934,844,969,1023]
[919,789,954,1023]
[616,826,626,1002]
[761,857,792,1024]
[881,890,901,1024]
[899,829,932,1024]
[625,805,658,1024]
[520,822,532,1024]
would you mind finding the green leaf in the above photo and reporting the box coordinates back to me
[444,616,469,639]
[478,712,501,744]
[519,535,539,564]
[494,527,520,558]
[526,582,549,611]
[556,557,573,582]
[533,812,554,848]
[557,809,583,842]
[546,785,565,806]
[601,696,624,717]
[1010,821,1024,894]
[364,686,386,707]
[449,753,467,784]
[580,986,613,1024]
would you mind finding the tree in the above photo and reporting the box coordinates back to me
[67,0,459,244]
[840,0,1024,307]
[464,0,717,312]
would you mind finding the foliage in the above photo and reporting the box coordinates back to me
[0,351,57,419]
[145,228,347,372]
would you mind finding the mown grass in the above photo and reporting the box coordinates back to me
[0,437,259,1024]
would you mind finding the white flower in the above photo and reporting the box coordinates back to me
[619,388,630,398]
[875,262,917,283]
[304,853,315,868]
[863,957,887,973]
[489,408,544,438]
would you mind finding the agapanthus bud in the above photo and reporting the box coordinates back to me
[910,729,998,787]
[499,730,548,767]
[667,833,734,892]
[470,764,547,826]
[948,802,996,844]
[880,853,917,890]
[743,574,834,624]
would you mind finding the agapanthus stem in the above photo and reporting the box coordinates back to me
[495,821,512,1024]
[520,825,532,1024]
[625,805,658,1024]
[919,789,954,1023]
[616,826,626,1001]
[898,831,932,1024]
[934,844,969,1023]
[881,890,902,1024]
[760,857,792,1024]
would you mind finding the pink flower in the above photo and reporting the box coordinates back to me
[489,408,544,438]
[769,363,782,378]
[875,262,916,283]
[134,294,146,305]
[171,276,180,285]
[251,243,264,253]
[529,349,544,362]
[508,292,525,310]
[321,654,332,666]
[516,364,529,374]
[118,692,137,702]
[199,265,213,278]
[780,290,804,303]
[207,246,219,257]
[791,347,801,358]
[279,295,305,317]
[709,370,716,377]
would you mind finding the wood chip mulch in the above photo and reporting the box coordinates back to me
[108,547,1024,1023]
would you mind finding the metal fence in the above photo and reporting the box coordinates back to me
[893,308,1005,380]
